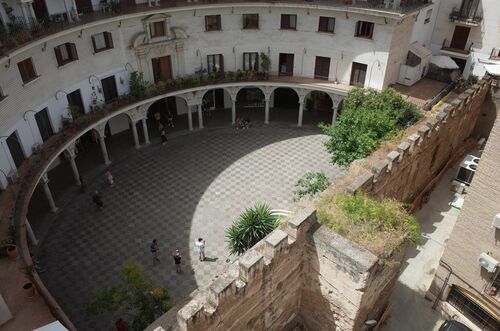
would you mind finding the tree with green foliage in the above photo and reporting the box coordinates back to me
[85,261,172,330]
[226,203,281,255]
[129,71,148,99]
[320,87,421,167]
[260,52,271,74]
[294,172,330,201]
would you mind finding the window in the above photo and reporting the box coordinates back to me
[350,62,367,87]
[243,14,259,29]
[54,43,78,66]
[318,16,335,33]
[67,89,85,115]
[207,54,224,73]
[424,9,432,24]
[243,52,258,71]
[355,21,374,39]
[152,56,173,83]
[101,76,118,103]
[205,15,221,31]
[17,58,37,84]
[281,14,297,30]
[35,108,54,142]
[150,21,166,38]
[6,131,25,168]
[91,32,114,52]
[314,56,331,80]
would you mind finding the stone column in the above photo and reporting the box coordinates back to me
[27,2,37,24]
[26,219,38,246]
[131,121,140,148]
[98,136,111,165]
[231,99,236,125]
[331,104,339,125]
[63,0,73,22]
[142,118,150,144]
[66,148,81,186]
[40,174,58,213]
[297,101,304,127]
[264,98,270,124]
[197,104,204,129]
[187,106,193,131]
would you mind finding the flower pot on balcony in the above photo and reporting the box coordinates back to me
[23,282,35,298]
[7,245,18,259]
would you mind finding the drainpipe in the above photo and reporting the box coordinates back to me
[432,260,453,310]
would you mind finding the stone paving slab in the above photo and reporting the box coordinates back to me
[39,126,341,330]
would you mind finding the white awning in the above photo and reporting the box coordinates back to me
[431,55,459,69]
[33,321,68,331]
[408,42,432,59]
[484,64,500,76]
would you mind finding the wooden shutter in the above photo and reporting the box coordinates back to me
[152,58,160,83]
[281,15,287,29]
[26,59,36,80]
[91,35,97,52]
[219,54,224,72]
[69,43,78,60]
[318,17,327,32]
[18,61,28,82]
[54,46,63,66]
[216,15,221,30]
[104,32,113,49]
[160,56,172,80]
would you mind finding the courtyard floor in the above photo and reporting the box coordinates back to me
[36,125,341,330]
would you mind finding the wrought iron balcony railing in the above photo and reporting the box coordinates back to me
[449,9,482,25]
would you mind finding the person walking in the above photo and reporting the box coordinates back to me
[195,238,205,261]
[167,111,174,127]
[92,190,103,209]
[160,129,167,145]
[105,168,114,186]
[173,250,182,273]
[150,239,160,265]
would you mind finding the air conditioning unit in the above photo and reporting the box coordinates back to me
[492,213,500,230]
[478,253,499,273]
[7,170,18,184]
[455,155,480,186]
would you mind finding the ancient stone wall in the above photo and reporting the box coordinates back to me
[148,209,406,331]
[346,77,491,202]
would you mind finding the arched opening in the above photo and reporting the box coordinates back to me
[269,87,299,124]
[147,96,191,135]
[235,87,265,124]
[302,91,334,126]
[201,88,232,126]
[104,113,142,158]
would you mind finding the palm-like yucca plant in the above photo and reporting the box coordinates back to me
[226,203,280,256]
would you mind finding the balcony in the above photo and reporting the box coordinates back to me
[0,0,432,57]
[449,9,482,26]
[441,39,473,56]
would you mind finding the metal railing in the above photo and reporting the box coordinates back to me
[0,0,431,56]
[441,39,474,54]
[449,9,482,25]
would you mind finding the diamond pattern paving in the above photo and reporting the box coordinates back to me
[39,126,342,330]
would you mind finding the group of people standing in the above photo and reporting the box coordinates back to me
[149,238,206,273]
[154,110,174,145]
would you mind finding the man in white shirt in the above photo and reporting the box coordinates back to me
[195,238,205,261]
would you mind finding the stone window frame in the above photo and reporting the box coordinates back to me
[355,21,374,39]
[143,14,171,43]
[17,57,39,85]
[91,31,114,53]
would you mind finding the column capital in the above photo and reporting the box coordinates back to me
[94,123,107,138]
[40,173,49,184]
[64,142,77,159]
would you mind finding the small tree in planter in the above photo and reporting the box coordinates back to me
[129,71,148,99]
[86,261,172,330]
[259,52,271,79]
[226,203,282,255]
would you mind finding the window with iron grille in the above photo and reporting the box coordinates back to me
[243,14,259,29]
[207,54,224,73]
[17,58,38,84]
[54,43,78,66]
[355,21,374,39]
[92,32,114,52]
[205,15,221,31]
[243,52,259,71]
[150,21,166,38]
[318,16,335,33]
[281,14,297,30]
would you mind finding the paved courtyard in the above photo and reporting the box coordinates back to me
[38,125,341,330]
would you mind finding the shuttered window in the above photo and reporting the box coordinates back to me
[150,22,166,38]
[355,21,374,39]
[281,14,297,30]
[318,17,335,33]
[207,54,224,73]
[205,15,221,31]
[17,58,37,84]
[54,43,78,66]
[243,53,258,71]
[243,14,259,29]
[91,32,114,52]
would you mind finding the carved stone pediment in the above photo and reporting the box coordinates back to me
[143,13,171,23]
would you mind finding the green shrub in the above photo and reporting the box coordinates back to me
[294,172,330,201]
[129,71,148,98]
[226,203,281,255]
[320,87,421,167]
[85,261,172,330]
[260,52,271,73]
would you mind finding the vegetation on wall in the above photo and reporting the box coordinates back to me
[294,172,330,201]
[129,71,148,99]
[260,52,271,73]
[226,203,282,255]
[85,261,172,331]
[320,87,421,167]
[316,192,421,256]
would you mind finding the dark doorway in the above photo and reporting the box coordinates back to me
[67,89,85,115]
[203,89,225,109]
[6,131,25,168]
[152,56,173,83]
[350,62,368,87]
[35,108,54,142]
[273,88,298,109]
[451,57,467,74]
[75,0,93,13]
[101,76,118,103]
[450,26,470,50]
[279,53,294,76]
[314,56,331,80]
[32,0,48,18]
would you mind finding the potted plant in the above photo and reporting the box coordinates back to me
[260,52,271,79]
